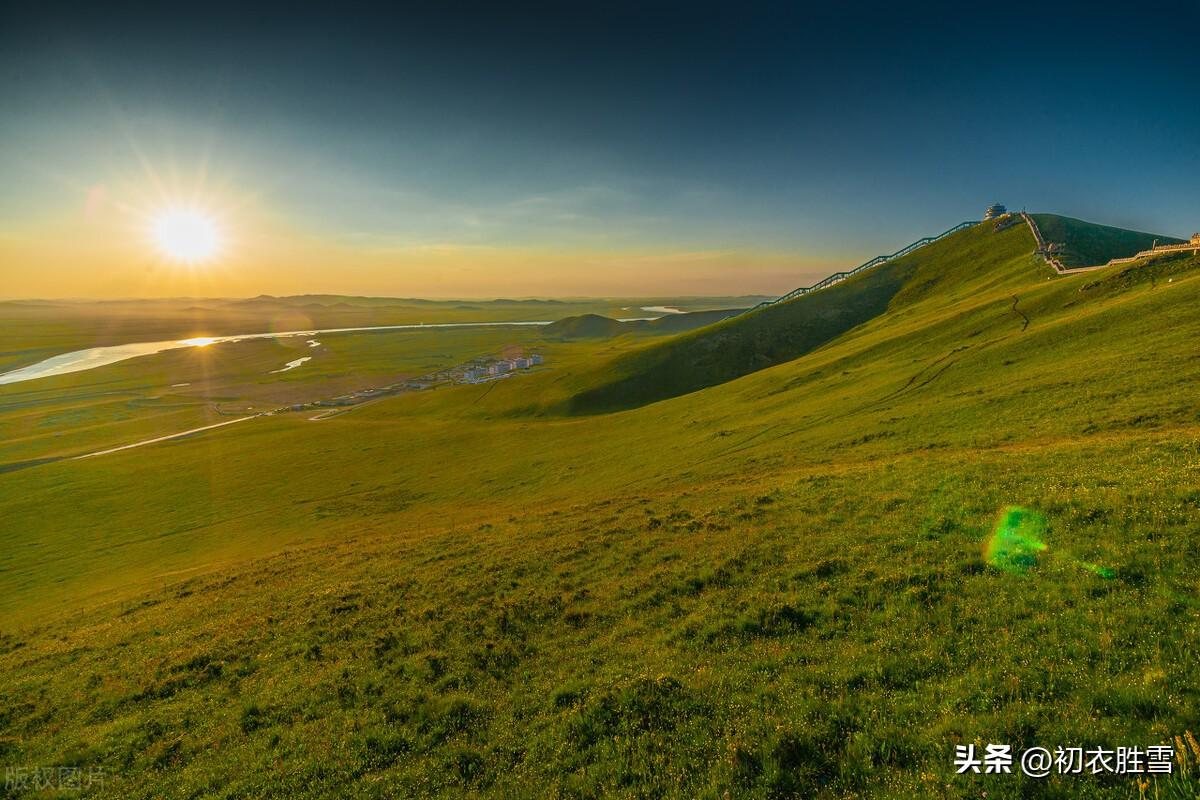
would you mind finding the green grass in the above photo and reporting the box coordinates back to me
[2,216,1200,797]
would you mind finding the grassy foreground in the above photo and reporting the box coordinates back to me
[2,217,1200,798]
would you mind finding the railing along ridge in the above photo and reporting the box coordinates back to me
[740,220,981,315]
[1022,211,1200,274]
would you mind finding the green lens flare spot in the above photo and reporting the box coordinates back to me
[1080,562,1117,580]
[986,506,1048,574]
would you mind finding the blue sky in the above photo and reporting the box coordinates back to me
[2,1,1198,296]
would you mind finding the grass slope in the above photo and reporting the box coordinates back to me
[2,223,1200,797]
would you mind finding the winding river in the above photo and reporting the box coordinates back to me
[0,322,560,386]
[0,316,660,386]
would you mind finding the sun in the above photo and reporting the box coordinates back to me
[151,209,222,263]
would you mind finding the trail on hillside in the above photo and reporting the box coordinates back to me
[472,381,500,405]
[1010,295,1030,331]
[876,345,972,405]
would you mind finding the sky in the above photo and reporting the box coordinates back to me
[2,1,1198,298]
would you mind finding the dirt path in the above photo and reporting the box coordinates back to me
[1010,295,1030,331]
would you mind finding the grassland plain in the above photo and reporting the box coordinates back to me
[0,296,763,375]
[2,217,1200,798]
[0,325,565,469]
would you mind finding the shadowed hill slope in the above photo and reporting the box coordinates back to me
[1030,213,1182,267]
[643,308,743,333]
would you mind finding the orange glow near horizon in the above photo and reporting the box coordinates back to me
[0,164,845,299]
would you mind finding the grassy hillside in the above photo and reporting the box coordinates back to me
[3,224,1200,797]
[1030,213,1182,267]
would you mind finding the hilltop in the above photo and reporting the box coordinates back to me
[1,212,1199,798]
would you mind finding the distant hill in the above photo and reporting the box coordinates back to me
[543,309,742,339]
[227,295,438,308]
[543,314,629,338]
[645,308,741,332]
[223,295,575,309]
[486,298,566,305]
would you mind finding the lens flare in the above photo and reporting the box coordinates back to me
[152,209,221,263]
[985,506,1048,573]
[985,506,1116,578]
[1078,561,1117,580]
